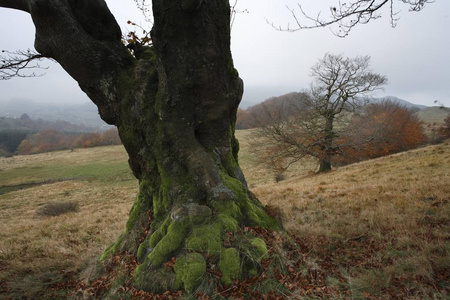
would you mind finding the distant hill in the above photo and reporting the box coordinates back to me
[0,114,99,133]
[0,99,110,129]
[415,106,450,124]
[237,92,434,129]
[372,96,428,110]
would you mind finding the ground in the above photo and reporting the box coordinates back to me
[0,133,449,298]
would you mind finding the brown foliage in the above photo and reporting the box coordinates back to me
[336,100,426,164]
[17,128,121,155]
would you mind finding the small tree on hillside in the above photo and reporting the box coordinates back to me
[253,54,387,173]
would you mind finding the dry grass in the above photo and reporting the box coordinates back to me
[236,130,318,187]
[0,137,449,298]
[253,141,450,298]
[0,146,137,298]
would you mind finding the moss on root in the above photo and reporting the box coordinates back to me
[219,247,240,285]
[174,253,207,292]
[147,220,189,267]
[186,223,222,254]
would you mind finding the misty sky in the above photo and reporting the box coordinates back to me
[0,0,449,108]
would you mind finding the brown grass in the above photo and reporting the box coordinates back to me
[0,138,449,298]
[253,141,450,298]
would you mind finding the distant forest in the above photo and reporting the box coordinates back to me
[0,114,121,156]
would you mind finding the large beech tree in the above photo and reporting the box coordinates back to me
[0,0,433,296]
[0,0,280,294]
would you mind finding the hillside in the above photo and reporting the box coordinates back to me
[415,106,450,124]
[0,100,109,129]
[237,92,439,130]
[0,137,448,298]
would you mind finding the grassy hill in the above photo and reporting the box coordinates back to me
[415,106,450,125]
[0,134,448,298]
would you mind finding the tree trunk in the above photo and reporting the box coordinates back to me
[0,0,282,294]
[318,158,332,173]
[319,115,334,172]
[105,0,281,292]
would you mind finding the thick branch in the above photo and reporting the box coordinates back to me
[0,0,30,12]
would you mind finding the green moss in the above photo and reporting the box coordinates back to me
[125,181,152,231]
[218,171,279,230]
[149,216,172,247]
[219,248,240,285]
[238,237,268,277]
[147,221,188,267]
[186,223,222,254]
[210,199,242,232]
[100,232,126,261]
[174,253,206,292]
[100,240,119,262]
[216,213,239,232]
[249,238,268,261]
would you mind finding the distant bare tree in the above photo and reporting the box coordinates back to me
[253,54,387,173]
[271,0,433,37]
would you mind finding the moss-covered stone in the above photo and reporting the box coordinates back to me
[219,247,240,285]
[186,223,222,254]
[174,253,206,292]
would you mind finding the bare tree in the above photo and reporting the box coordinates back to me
[253,54,387,173]
[271,0,433,37]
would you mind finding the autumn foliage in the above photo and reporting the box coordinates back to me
[336,100,426,165]
[16,128,121,155]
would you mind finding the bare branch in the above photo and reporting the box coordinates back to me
[230,0,249,30]
[0,49,49,80]
[132,0,153,23]
[270,0,433,37]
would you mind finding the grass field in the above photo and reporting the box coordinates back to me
[0,132,449,299]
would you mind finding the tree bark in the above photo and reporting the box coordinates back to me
[0,0,282,294]
[319,115,334,172]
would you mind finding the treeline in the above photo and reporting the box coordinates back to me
[0,114,121,156]
[16,128,121,155]
[0,113,99,133]
[239,93,450,171]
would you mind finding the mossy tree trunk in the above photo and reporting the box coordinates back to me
[0,0,282,293]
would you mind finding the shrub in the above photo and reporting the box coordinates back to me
[35,201,80,217]
[275,173,285,183]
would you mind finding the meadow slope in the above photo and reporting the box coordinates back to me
[0,134,448,298]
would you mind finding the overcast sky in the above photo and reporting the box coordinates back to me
[0,0,449,108]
